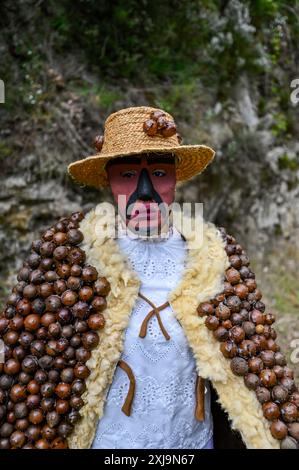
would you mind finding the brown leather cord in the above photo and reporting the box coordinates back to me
[138,292,170,340]
[195,375,205,421]
[117,360,136,416]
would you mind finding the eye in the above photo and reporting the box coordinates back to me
[152,169,166,177]
[121,170,137,178]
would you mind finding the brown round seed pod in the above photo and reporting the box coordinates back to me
[156,115,167,130]
[27,380,40,395]
[72,301,89,319]
[57,307,72,325]
[22,356,38,374]
[0,438,10,449]
[82,266,98,283]
[40,242,55,257]
[48,322,61,338]
[43,229,55,241]
[225,244,235,256]
[223,282,234,297]
[255,301,265,312]
[205,315,219,331]
[259,369,277,388]
[18,371,31,385]
[71,379,86,396]
[70,264,82,277]
[255,324,264,334]
[29,269,45,285]
[288,422,299,441]
[229,326,245,344]
[78,286,93,302]
[60,368,74,383]
[289,392,299,408]
[273,365,284,379]
[53,231,67,245]
[281,402,298,423]
[55,383,71,399]
[29,408,44,425]
[16,298,31,316]
[38,355,54,370]
[32,239,43,253]
[24,314,40,331]
[260,350,275,368]
[230,313,243,326]
[67,409,81,425]
[67,276,81,291]
[262,402,280,420]
[14,402,28,419]
[10,430,26,448]
[69,396,84,410]
[222,319,233,330]
[70,334,81,348]
[197,302,214,317]
[270,420,288,440]
[267,338,279,352]
[238,340,257,358]
[230,357,248,376]
[56,264,71,279]
[283,366,294,379]
[40,382,55,398]
[272,385,289,404]
[274,352,287,366]
[41,424,57,441]
[40,312,56,328]
[87,313,105,330]
[55,399,69,415]
[0,317,9,333]
[0,422,14,438]
[35,438,50,449]
[34,369,48,384]
[94,277,110,296]
[40,258,55,271]
[17,267,31,283]
[75,347,91,363]
[23,284,37,300]
[280,436,298,449]
[245,278,257,292]
[53,246,68,262]
[61,290,78,307]
[249,309,264,325]
[25,424,41,441]
[280,377,296,394]
[229,254,242,269]
[56,337,69,353]
[234,284,249,300]
[50,437,68,449]
[67,229,84,245]
[10,383,26,402]
[10,315,24,331]
[242,321,256,337]
[61,324,74,338]
[46,340,58,357]
[31,298,46,315]
[54,279,67,295]
[213,326,229,342]
[74,363,90,379]
[41,398,55,413]
[226,295,241,313]
[45,295,62,313]
[143,119,158,136]
[48,370,60,384]
[215,303,231,320]
[45,270,58,282]
[265,313,275,325]
[251,334,267,351]
[13,346,26,362]
[244,373,260,390]
[225,268,240,285]
[26,394,40,410]
[15,418,29,432]
[68,247,86,265]
[162,121,177,137]
[4,358,20,375]
[46,410,60,428]
[82,331,99,351]
[239,266,250,280]
[36,325,50,340]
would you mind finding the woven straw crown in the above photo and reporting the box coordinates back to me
[68,106,215,188]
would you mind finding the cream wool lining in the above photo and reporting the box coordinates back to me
[67,204,279,449]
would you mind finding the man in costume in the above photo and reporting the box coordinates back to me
[0,106,298,449]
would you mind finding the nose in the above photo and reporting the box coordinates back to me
[136,168,154,201]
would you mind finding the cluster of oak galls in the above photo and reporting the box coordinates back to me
[0,211,110,449]
[197,227,299,449]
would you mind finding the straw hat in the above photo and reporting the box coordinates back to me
[68,106,215,188]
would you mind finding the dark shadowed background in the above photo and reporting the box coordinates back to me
[0,0,299,376]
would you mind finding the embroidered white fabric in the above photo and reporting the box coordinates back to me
[91,227,213,449]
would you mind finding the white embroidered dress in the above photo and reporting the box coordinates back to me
[92,228,213,449]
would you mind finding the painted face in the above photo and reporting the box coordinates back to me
[106,154,176,235]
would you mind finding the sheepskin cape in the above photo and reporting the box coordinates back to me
[67,204,279,449]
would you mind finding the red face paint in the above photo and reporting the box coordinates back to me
[106,155,176,235]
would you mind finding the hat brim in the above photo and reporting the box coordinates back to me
[67,144,215,188]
